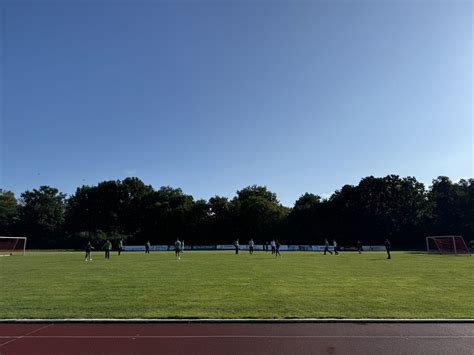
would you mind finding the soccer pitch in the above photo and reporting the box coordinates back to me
[0,251,472,319]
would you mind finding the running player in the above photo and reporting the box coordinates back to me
[356,240,362,254]
[249,238,254,255]
[235,239,240,255]
[275,240,281,257]
[84,241,94,261]
[103,239,112,259]
[145,240,150,254]
[175,239,182,260]
[333,239,339,255]
[385,239,391,259]
[323,238,332,255]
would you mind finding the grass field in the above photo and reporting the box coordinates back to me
[0,251,473,319]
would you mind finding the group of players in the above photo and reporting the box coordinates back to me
[84,238,392,261]
[234,239,283,256]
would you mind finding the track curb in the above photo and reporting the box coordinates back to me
[1,319,474,323]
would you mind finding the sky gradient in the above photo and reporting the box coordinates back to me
[1,0,472,206]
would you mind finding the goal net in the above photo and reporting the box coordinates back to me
[426,236,470,255]
[0,236,27,256]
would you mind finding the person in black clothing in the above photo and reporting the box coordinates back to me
[356,240,363,254]
[235,239,240,255]
[84,241,94,261]
[118,239,123,256]
[145,241,150,254]
[275,240,281,257]
[323,238,332,255]
[385,239,391,259]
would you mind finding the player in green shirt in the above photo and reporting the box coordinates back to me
[175,239,182,260]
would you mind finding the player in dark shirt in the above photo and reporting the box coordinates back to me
[323,239,332,255]
[385,239,391,259]
[84,241,94,261]
[275,240,281,257]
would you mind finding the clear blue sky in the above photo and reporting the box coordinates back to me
[1,1,472,206]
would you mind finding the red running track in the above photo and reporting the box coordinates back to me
[0,322,473,354]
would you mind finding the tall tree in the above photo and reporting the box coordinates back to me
[0,189,19,235]
[231,185,288,242]
[208,196,232,243]
[65,178,154,244]
[428,177,472,237]
[287,193,323,243]
[19,186,66,247]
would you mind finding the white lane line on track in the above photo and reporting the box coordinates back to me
[0,335,473,339]
[0,324,53,348]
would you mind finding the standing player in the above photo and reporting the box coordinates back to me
[118,238,123,256]
[145,240,150,254]
[271,240,276,254]
[235,239,240,255]
[333,239,339,255]
[182,240,185,253]
[265,241,269,252]
[356,240,362,254]
[175,239,182,260]
[84,241,94,261]
[275,240,281,257]
[103,239,112,259]
[249,238,255,255]
[323,238,332,255]
[385,239,391,259]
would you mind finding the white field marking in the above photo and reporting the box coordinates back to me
[0,323,53,348]
[0,335,473,339]
[1,319,474,323]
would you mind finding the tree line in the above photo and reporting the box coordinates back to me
[0,175,472,249]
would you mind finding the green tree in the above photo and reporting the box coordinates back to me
[231,185,288,242]
[65,178,154,244]
[0,189,19,235]
[287,193,323,243]
[140,186,195,243]
[19,186,66,248]
[208,196,232,243]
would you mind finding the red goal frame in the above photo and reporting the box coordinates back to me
[426,235,470,255]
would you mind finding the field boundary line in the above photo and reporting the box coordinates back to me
[1,318,474,323]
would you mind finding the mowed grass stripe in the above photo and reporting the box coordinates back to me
[0,251,472,319]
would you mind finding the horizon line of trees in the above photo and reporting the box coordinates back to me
[0,175,473,249]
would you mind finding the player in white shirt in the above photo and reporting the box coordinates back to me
[249,239,255,255]
[333,239,339,255]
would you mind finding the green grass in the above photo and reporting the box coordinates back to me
[0,251,473,319]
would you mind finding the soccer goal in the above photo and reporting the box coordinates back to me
[0,236,27,256]
[426,235,470,255]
